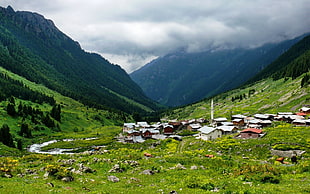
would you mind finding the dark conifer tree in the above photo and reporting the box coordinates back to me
[7,103,16,116]
[0,124,15,148]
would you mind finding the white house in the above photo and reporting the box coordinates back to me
[216,126,238,135]
[197,126,222,141]
[123,123,136,132]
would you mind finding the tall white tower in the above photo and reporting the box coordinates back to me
[211,99,214,122]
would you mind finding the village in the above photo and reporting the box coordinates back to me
[119,106,310,143]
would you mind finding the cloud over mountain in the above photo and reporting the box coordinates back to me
[1,0,309,72]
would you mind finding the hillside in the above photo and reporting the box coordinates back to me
[0,69,309,193]
[0,65,130,151]
[248,34,310,83]
[131,34,307,107]
[0,6,160,114]
[163,74,310,121]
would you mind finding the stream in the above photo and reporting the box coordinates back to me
[28,138,98,154]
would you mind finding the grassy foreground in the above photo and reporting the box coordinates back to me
[0,123,309,194]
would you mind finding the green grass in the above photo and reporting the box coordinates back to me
[0,57,309,193]
[0,123,308,193]
[164,73,310,120]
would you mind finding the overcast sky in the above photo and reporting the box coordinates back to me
[1,0,309,73]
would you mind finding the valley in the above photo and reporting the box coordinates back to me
[0,5,309,194]
[0,71,309,193]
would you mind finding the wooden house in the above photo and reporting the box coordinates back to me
[163,125,174,135]
[240,128,263,139]
[232,118,245,127]
[217,126,238,135]
[292,119,306,126]
[187,123,202,131]
[141,129,160,138]
[213,117,228,126]
[123,123,136,133]
[299,107,310,115]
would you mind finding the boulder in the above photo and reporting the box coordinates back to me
[108,175,120,183]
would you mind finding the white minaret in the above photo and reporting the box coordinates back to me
[211,99,214,122]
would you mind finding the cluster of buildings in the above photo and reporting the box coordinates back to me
[120,107,310,143]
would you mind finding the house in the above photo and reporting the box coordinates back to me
[240,128,263,139]
[217,126,238,135]
[254,114,271,120]
[277,112,293,115]
[168,121,182,130]
[141,128,160,138]
[231,114,247,120]
[283,115,305,123]
[213,118,228,126]
[299,107,310,114]
[137,122,149,128]
[126,130,141,137]
[197,126,222,141]
[292,119,306,126]
[123,123,136,132]
[296,112,307,116]
[187,123,202,131]
[232,118,245,127]
[258,120,272,128]
[247,119,262,128]
[163,125,174,135]
[221,122,234,126]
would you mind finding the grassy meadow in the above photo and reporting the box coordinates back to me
[0,68,309,193]
[0,123,309,193]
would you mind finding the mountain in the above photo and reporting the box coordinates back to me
[163,35,310,120]
[131,34,307,107]
[0,6,160,114]
[247,34,310,83]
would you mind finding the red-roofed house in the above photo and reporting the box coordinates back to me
[296,112,307,116]
[299,107,310,114]
[240,128,263,139]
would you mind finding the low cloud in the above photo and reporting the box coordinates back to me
[1,0,309,72]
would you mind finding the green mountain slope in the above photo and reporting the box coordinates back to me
[0,6,160,114]
[163,74,310,120]
[131,35,307,107]
[0,65,129,150]
[248,34,310,83]
[163,35,310,120]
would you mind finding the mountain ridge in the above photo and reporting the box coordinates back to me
[0,6,161,114]
[131,34,307,107]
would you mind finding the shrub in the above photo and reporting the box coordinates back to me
[0,157,18,176]
[45,164,72,180]
[200,182,215,191]
[260,173,280,184]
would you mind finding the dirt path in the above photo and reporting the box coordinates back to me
[176,138,190,153]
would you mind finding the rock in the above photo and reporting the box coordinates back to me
[4,174,12,178]
[61,176,74,182]
[46,182,54,187]
[140,169,155,175]
[43,172,50,178]
[78,163,94,173]
[17,173,25,178]
[123,160,139,167]
[25,169,37,175]
[130,177,140,182]
[71,169,83,175]
[108,175,120,183]
[175,163,186,170]
[190,165,198,170]
[108,164,124,173]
